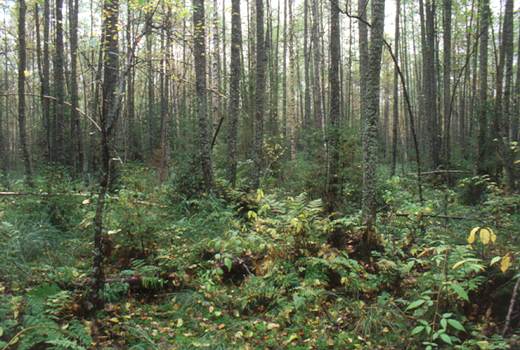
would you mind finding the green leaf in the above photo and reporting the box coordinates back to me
[0,327,3,337]
[450,283,469,302]
[440,333,453,345]
[224,257,233,272]
[440,318,447,330]
[447,319,465,332]
[406,299,426,311]
[411,326,424,336]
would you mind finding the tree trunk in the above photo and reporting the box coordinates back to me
[476,0,490,175]
[91,0,120,312]
[69,0,84,174]
[227,0,242,186]
[311,0,323,131]
[17,0,33,186]
[362,0,385,246]
[494,0,516,192]
[253,0,266,188]
[326,0,340,212]
[54,0,65,164]
[423,0,440,169]
[193,0,214,191]
[391,0,400,176]
[442,0,452,166]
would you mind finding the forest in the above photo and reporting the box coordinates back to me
[0,0,519,348]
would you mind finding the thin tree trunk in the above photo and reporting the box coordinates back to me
[91,0,120,312]
[391,0,400,176]
[494,0,515,192]
[17,0,33,186]
[326,0,341,212]
[476,0,490,175]
[193,0,214,191]
[227,0,242,186]
[442,0,452,166]
[69,0,84,174]
[253,0,266,188]
[54,0,65,164]
[362,0,385,246]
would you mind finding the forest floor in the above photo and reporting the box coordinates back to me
[0,165,519,349]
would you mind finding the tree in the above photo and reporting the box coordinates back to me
[91,0,120,311]
[422,0,440,169]
[326,0,340,212]
[494,0,516,192]
[476,0,490,175]
[442,0,452,166]
[391,0,400,176]
[54,0,65,164]
[69,0,84,174]
[253,0,267,188]
[193,0,214,191]
[361,0,385,245]
[17,0,33,186]
[227,0,242,186]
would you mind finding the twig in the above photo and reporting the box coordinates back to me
[503,276,520,336]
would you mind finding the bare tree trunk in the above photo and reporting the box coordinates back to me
[312,0,323,131]
[303,0,311,129]
[391,0,400,176]
[17,0,33,186]
[253,0,266,188]
[326,0,341,212]
[146,16,155,156]
[494,0,516,192]
[91,0,120,312]
[512,20,520,141]
[227,0,242,186]
[362,0,385,247]
[54,0,65,164]
[423,0,440,169]
[69,0,84,174]
[193,0,214,191]
[442,0,452,166]
[476,0,490,175]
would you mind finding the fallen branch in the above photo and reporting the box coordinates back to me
[395,212,475,221]
[0,192,166,207]
[407,170,471,176]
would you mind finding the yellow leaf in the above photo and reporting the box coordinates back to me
[500,255,512,273]
[82,198,90,205]
[480,228,491,245]
[285,334,299,345]
[488,228,497,243]
[267,322,280,330]
[468,227,479,244]
[176,318,183,327]
[108,317,119,323]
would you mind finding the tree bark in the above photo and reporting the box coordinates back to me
[362,0,385,245]
[494,0,516,192]
[193,0,214,191]
[253,0,267,188]
[227,0,242,186]
[326,0,341,212]
[476,0,490,175]
[91,0,120,312]
[442,0,452,166]
[54,0,65,164]
[391,0,400,176]
[17,0,33,186]
[69,0,84,174]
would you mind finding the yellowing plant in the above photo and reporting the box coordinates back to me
[467,227,496,245]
